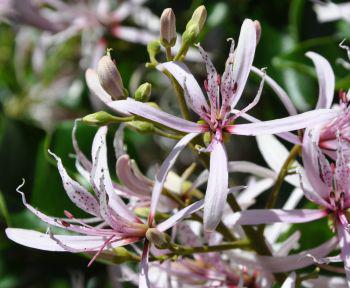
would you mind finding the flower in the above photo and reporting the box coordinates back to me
[86,19,337,231]
[313,1,350,23]
[5,125,208,287]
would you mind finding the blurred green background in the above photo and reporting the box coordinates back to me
[0,0,349,287]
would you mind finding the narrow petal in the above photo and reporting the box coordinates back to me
[148,133,199,226]
[306,52,335,109]
[203,142,229,231]
[281,272,296,288]
[227,109,338,135]
[139,240,151,288]
[108,98,206,133]
[49,150,101,217]
[228,19,257,109]
[232,109,300,144]
[302,128,330,200]
[303,275,348,288]
[231,237,337,273]
[275,231,301,257]
[157,62,209,117]
[337,223,350,287]
[116,154,152,196]
[251,66,297,115]
[157,199,204,232]
[225,209,328,226]
[5,228,138,252]
[91,127,139,223]
[256,134,301,187]
[72,119,92,173]
[113,123,127,159]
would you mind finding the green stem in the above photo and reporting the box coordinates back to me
[173,43,189,61]
[163,70,191,120]
[227,194,287,284]
[266,144,301,209]
[155,239,250,261]
[153,127,182,140]
[166,47,173,61]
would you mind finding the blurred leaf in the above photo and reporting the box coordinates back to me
[0,190,11,226]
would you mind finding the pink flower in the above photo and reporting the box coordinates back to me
[86,19,337,231]
[6,125,207,287]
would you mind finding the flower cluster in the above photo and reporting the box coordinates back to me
[5,4,350,288]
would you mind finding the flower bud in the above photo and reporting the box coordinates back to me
[182,5,207,45]
[160,8,177,47]
[145,228,171,249]
[134,82,152,102]
[82,111,118,125]
[147,40,161,63]
[112,247,139,264]
[97,55,127,100]
[127,120,154,134]
[254,20,261,44]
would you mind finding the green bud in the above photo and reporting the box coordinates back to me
[147,40,161,63]
[97,55,127,100]
[182,5,207,45]
[145,228,171,249]
[160,8,177,47]
[127,120,154,134]
[134,82,152,102]
[82,111,118,125]
[112,247,139,264]
[203,132,211,147]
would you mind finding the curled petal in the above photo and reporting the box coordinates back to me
[306,51,335,109]
[49,150,100,217]
[251,66,297,116]
[148,133,199,225]
[91,127,139,223]
[227,109,338,136]
[204,142,228,231]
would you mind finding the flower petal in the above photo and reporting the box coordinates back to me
[157,199,204,232]
[228,19,257,109]
[251,66,297,116]
[337,223,350,287]
[306,52,335,109]
[148,133,199,225]
[203,142,228,231]
[49,150,101,217]
[157,61,209,117]
[281,272,296,288]
[91,126,139,223]
[5,228,138,252]
[227,109,338,135]
[139,240,151,288]
[109,98,206,133]
[225,209,327,226]
[116,154,152,196]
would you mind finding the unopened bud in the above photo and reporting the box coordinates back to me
[182,5,207,45]
[147,40,161,63]
[145,228,171,249]
[82,111,118,125]
[112,247,139,264]
[134,82,152,102]
[190,5,207,31]
[254,20,261,44]
[127,120,154,134]
[97,55,127,100]
[160,8,177,47]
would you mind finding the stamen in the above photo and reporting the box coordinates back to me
[87,235,115,267]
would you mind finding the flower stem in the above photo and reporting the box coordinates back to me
[162,70,191,120]
[165,47,173,61]
[155,239,250,261]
